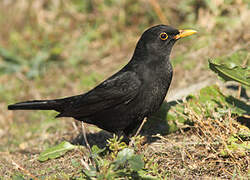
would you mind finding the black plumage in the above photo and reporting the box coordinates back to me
[8,25,196,136]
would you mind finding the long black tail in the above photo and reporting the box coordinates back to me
[8,100,62,111]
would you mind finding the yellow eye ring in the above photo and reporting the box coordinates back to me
[160,32,168,40]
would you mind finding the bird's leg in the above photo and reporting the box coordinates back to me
[134,117,147,137]
[129,118,147,146]
[81,122,92,156]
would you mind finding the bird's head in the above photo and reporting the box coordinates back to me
[134,25,197,59]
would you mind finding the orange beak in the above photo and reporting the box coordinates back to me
[174,29,197,39]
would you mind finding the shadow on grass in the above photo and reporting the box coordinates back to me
[71,130,112,149]
[141,100,180,143]
[237,116,250,129]
[226,85,249,100]
[70,100,180,148]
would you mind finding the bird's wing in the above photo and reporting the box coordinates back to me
[57,71,141,117]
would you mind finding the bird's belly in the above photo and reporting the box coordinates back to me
[140,86,168,116]
[87,104,143,133]
[85,80,170,133]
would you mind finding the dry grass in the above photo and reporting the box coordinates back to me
[144,108,249,179]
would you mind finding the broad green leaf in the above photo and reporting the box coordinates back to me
[114,148,134,167]
[38,141,77,162]
[128,154,144,171]
[211,50,248,66]
[208,58,249,86]
[116,148,134,162]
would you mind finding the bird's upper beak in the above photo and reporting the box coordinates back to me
[174,29,197,40]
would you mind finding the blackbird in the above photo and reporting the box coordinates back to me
[8,25,196,137]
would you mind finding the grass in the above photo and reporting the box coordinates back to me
[0,0,249,179]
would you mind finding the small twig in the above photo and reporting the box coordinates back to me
[80,159,90,171]
[12,160,38,180]
[184,149,193,161]
[81,122,91,154]
[223,168,234,176]
[72,121,80,134]
[238,55,249,98]
[149,0,169,24]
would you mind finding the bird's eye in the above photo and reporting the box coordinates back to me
[160,32,168,40]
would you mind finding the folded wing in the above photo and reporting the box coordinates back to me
[56,71,141,118]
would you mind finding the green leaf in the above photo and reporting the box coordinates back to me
[38,141,77,162]
[0,46,25,64]
[114,148,134,167]
[208,59,250,87]
[91,145,106,155]
[220,135,250,157]
[90,145,106,169]
[138,170,159,180]
[211,50,248,66]
[27,51,50,78]
[71,159,81,168]
[128,154,144,171]
[83,166,97,178]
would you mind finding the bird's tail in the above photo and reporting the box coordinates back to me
[8,100,62,111]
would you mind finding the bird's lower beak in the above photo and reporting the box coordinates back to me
[174,29,197,39]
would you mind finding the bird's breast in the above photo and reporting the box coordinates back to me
[137,70,172,116]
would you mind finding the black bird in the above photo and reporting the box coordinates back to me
[8,25,196,137]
